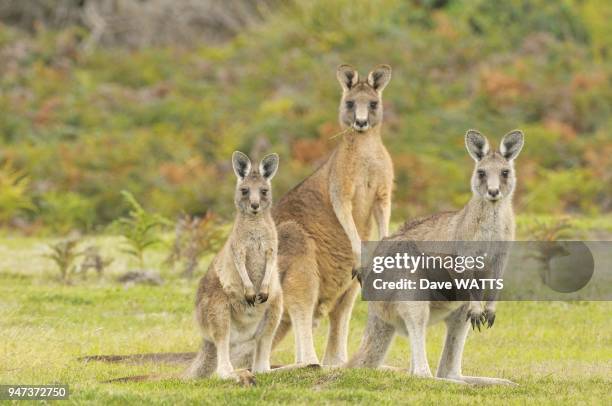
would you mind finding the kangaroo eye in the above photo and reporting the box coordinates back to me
[261,189,269,196]
[501,169,510,178]
[369,101,378,109]
[477,170,486,179]
[345,100,354,109]
[241,188,249,196]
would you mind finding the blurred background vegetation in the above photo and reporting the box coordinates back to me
[0,0,610,236]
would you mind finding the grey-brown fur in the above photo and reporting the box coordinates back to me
[182,151,283,385]
[347,130,524,386]
[271,65,394,366]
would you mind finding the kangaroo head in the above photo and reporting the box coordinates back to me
[337,64,391,133]
[465,129,524,203]
[232,151,279,216]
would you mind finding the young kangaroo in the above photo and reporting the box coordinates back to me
[182,151,282,385]
[347,130,524,385]
[272,65,394,366]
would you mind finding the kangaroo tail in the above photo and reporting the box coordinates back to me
[272,315,292,349]
[346,311,395,368]
[80,352,196,365]
[104,373,171,383]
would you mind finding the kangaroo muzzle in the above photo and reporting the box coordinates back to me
[486,176,501,201]
[353,105,370,131]
[249,196,261,213]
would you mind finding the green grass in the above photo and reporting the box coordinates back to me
[0,236,610,405]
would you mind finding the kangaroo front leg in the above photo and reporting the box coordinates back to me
[483,252,509,328]
[330,183,362,271]
[232,245,256,306]
[466,298,485,331]
[257,248,276,304]
[437,305,516,386]
[333,199,364,284]
[373,188,391,239]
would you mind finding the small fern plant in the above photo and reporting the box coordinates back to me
[45,238,82,283]
[116,191,169,269]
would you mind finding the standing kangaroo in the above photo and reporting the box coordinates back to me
[183,151,282,385]
[272,65,394,366]
[347,130,524,385]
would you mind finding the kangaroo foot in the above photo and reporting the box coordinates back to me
[218,368,256,386]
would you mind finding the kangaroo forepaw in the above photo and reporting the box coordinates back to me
[483,309,496,328]
[352,268,363,286]
[245,290,256,307]
[466,309,486,331]
[256,292,268,304]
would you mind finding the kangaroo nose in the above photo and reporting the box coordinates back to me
[251,202,260,210]
[355,119,368,128]
[488,189,500,197]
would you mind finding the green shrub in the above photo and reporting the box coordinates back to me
[0,161,35,225]
[115,191,169,269]
[0,0,609,231]
[45,238,82,283]
[523,169,602,214]
[37,191,96,234]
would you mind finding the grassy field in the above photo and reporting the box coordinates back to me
[0,235,610,405]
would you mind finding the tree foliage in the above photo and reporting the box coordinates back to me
[0,0,609,232]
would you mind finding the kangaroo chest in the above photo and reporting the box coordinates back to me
[455,203,514,242]
[351,151,392,226]
[243,228,273,284]
[471,214,512,241]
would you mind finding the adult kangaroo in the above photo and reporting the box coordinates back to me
[347,130,524,385]
[272,64,394,366]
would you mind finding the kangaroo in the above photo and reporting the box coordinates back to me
[272,65,394,366]
[182,151,282,385]
[346,130,524,385]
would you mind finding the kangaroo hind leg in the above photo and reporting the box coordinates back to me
[437,305,516,386]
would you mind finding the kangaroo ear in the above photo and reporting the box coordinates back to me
[232,151,251,179]
[367,64,392,92]
[500,130,524,161]
[465,129,490,161]
[259,153,279,180]
[337,64,359,92]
